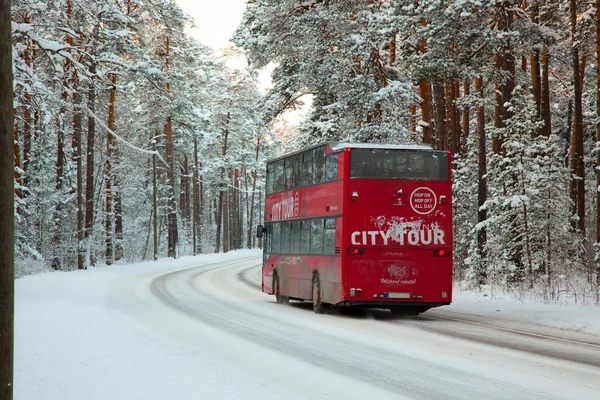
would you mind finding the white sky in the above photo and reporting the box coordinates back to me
[175,0,247,53]
[174,0,310,124]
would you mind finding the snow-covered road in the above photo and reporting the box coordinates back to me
[15,250,600,400]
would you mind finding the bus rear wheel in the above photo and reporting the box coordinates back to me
[312,274,325,314]
[273,273,289,305]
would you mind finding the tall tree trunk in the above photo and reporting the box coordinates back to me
[85,62,96,266]
[416,20,433,145]
[570,0,585,233]
[501,26,516,131]
[433,81,446,149]
[52,113,65,269]
[215,190,224,253]
[596,0,600,299]
[541,47,552,137]
[13,103,20,202]
[199,161,204,254]
[105,74,117,264]
[216,112,230,253]
[448,81,459,154]
[419,82,433,144]
[193,139,199,255]
[234,169,240,249]
[410,103,417,132]
[180,155,190,223]
[114,148,123,262]
[461,79,470,154]
[445,82,453,151]
[242,164,250,247]
[476,76,487,285]
[493,42,505,153]
[531,50,542,136]
[565,99,573,168]
[248,137,260,248]
[165,36,178,258]
[22,36,32,190]
[73,70,84,270]
[153,140,158,261]
[166,116,178,258]
[223,171,231,253]
[530,2,541,134]
[0,0,15,396]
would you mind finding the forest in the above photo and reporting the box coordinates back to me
[10,0,600,304]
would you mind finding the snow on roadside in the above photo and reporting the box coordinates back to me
[15,250,271,400]
[447,289,600,336]
[14,249,600,400]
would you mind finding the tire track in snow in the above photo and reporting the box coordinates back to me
[150,261,592,400]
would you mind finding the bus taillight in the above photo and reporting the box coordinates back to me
[433,249,450,257]
[348,247,364,255]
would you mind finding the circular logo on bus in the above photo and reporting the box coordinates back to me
[410,187,437,215]
[294,192,300,216]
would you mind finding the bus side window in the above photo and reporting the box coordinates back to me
[266,164,274,195]
[272,223,281,254]
[323,218,336,254]
[284,158,293,191]
[291,221,301,253]
[281,221,291,254]
[263,224,271,265]
[275,160,284,193]
[325,154,337,182]
[300,220,311,254]
[292,155,301,189]
[264,223,272,253]
[302,151,313,187]
[314,147,325,183]
[310,218,324,254]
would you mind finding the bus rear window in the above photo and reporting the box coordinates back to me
[350,149,448,181]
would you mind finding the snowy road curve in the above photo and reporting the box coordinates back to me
[143,254,600,400]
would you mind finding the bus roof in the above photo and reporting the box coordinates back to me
[330,142,433,152]
[266,142,434,164]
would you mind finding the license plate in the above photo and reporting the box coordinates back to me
[387,292,411,299]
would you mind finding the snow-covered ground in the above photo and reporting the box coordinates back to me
[14,250,600,400]
[448,289,600,336]
[15,251,264,400]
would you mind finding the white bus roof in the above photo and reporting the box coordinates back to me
[330,142,434,152]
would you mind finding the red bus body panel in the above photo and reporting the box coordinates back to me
[343,178,453,306]
[261,144,453,311]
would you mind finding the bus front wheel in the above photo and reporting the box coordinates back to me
[273,273,289,305]
[312,274,325,314]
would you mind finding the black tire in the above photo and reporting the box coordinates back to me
[273,273,289,305]
[312,273,325,314]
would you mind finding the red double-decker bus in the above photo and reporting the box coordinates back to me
[256,142,452,316]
